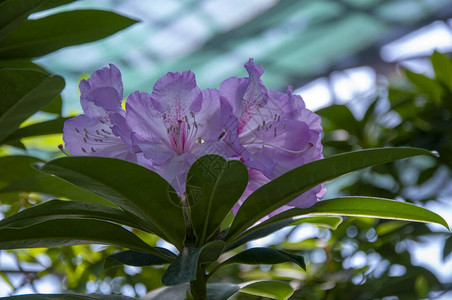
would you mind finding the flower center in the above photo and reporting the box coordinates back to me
[163,111,200,155]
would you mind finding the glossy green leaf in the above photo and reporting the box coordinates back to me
[0,69,65,143]
[226,216,342,251]
[226,147,436,242]
[0,199,144,230]
[0,293,136,299]
[40,156,186,249]
[0,156,111,206]
[162,240,224,286]
[143,283,240,300]
[187,155,248,245]
[431,51,452,89]
[0,0,75,41]
[239,281,294,300]
[243,197,449,242]
[3,117,68,144]
[210,248,305,276]
[104,249,174,269]
[0,219,166,256]
[0,10,138,59]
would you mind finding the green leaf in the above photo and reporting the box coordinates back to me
[443,235,452,261]
[3,117,68,144]
[199,240,225,264]
[41,95,62,115]
[104,249,174,269]
[0,219,163,255]
[244,197,449,241]
[226,216,342,251]
[431,51,452,89]
[0,10,138,59]
[316,104,359,135]
[0,156,111,206]
[405,70,442,102]
[0,294,136,299]
[226,147,436,242]
[162,241,224,286]
[40,156,186,249]
[0,69,65,143]
[239,281,294,300]
[162,247,201,286]
[187,155,248,245]
[0,199,144,230]
[210,248,305,276]
[143,283,240,300]
[0,0,76,41]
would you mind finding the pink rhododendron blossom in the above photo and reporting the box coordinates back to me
[219,59,326,212]
[120,71,234,194]
[63,60,325,213]
[63,64,136,162]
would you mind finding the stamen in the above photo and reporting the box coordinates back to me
[75,128,80,133]
[91,147,96,152]
[195,138,205,144]
[218,130,226,141]
[81,147,87,153]
[274,127,277,137]
[58,144,71,157]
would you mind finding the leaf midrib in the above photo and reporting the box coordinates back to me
[199,162,228,245]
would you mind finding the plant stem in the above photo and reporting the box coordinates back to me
[190,265,207,300]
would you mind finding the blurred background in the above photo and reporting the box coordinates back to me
[1,0,452,299]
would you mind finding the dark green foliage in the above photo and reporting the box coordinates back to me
[0,10,138,59]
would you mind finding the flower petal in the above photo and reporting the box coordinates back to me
[63,114,131,160]
[79,64,124,118]
[219,58,268,133]
[151,71,202,127]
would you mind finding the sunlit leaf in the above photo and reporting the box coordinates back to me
[240,197,449,244]
[239,281,294,300]
[226,148,436,242]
